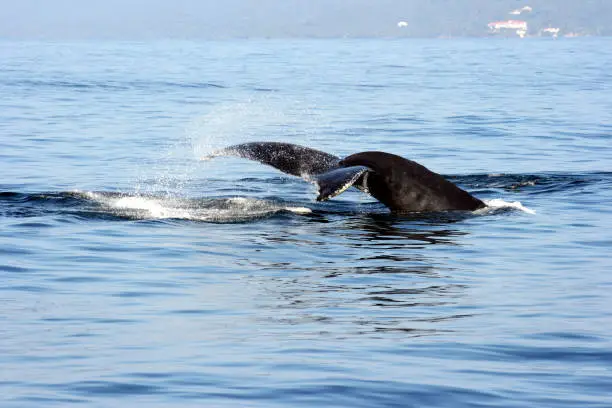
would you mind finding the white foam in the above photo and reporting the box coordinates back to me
[479,198,536,215]
[286,206,312,214]
[112,196,192,219]
[79,191,311,222]
[224,197,311,216]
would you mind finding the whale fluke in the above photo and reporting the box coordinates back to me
[207,142,339,180]
[314,166,370,202]
[206,142,485,213]
[340,151,485,212]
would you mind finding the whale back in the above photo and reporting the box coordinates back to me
[340,151,485,212]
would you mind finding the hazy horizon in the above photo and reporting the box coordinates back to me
[1,0,611,40]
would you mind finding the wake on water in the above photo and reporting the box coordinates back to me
[78,192,539,221]
[0,188,535,224]
[7,165,574,224]
[83,192,535,221]
[81,191,312,222]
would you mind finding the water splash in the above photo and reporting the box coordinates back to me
[479,198,536,215]
[188,99,294,158]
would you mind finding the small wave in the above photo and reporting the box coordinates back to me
[3,79,226,92]
[477,199,536,215]
[455,172,612,194]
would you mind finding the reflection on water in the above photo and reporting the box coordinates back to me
[241,214,474,339]
[342,213,469,246]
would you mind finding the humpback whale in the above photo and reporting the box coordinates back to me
[206,142,485,213]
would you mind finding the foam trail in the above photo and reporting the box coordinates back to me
[112,196,191,219]
[479,198,536,215]
[80,191,310,222]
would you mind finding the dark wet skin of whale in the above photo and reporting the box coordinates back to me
[207,142,486,213]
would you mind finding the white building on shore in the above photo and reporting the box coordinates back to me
[488,20,528,38]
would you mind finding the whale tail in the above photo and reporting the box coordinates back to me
[203,142,339,180]
[205,142,485,212]
[314,166,370,201]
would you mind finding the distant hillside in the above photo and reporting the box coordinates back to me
[256,0,612,38]
[1,0,611,39]
[371,0,612,38]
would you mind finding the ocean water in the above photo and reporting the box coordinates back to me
[1,38,611,407]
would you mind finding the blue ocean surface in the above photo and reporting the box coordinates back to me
[1,38,611,407]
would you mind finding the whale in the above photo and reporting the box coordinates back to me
[205,142,485,213]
